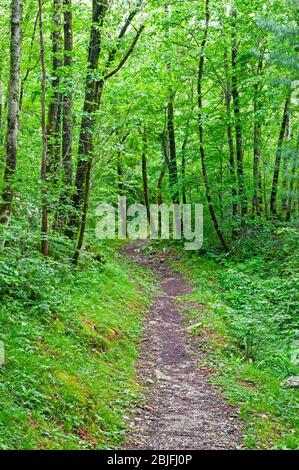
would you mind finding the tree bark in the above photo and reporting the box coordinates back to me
[117,152,124,195]
[198,0,229,252]
[231,9,247,220]
[224,48,238,224]
[73,159,92,266]
[61,0,73,185]
[167,96,179,204]
[286,133,299,222]
[142,131,150,224]
[46,0,63,177]
[0,0,22,228]
[38,0,49,257]
[72,0,108,219]
[20,12,38,111]
[270,94,291,216]
[181,134,188,205]
[281,114,291,215]
[53,0,73,232]
[253,55,264,216]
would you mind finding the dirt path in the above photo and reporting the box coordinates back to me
[122,243,242,450]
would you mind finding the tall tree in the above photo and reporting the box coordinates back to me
[38,0,49,257]
[165,4,179,204]
[167,95,179,204]
[231,8,247,220]
[198,0,229,252]
[286,133,299,222]
[270,93,291,216]
[61,0,73,186]
[46,0,63,176]
[73,1,144,218]
[54,0,73,232]
[73,3,144,263]
[252,53,264,216]
[0,0,23,228]
[141,131,150,223]
[224,47,238,224]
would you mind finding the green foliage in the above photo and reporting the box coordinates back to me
[172,224,299,449]
[0,0,298,451]
[0,246,155,449]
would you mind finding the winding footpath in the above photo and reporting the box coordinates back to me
[122,243,242,450]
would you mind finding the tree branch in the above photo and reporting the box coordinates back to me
[104,24,145,80]
[105,1,144,69]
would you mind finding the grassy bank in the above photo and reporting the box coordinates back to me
[0,245,155,450]
[171,225,299,449]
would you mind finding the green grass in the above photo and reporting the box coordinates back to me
[0,245,155,450]
[171,249,299,450]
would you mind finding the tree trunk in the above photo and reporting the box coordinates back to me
[253,56,264,216]
[62,0,73,186]
[20,12,38,111]
[0,0,22,228]
[117,152,124,195]
[38,0,49,257]
[198,0,229,252]
[142,132,150,224]
[72,0,108,218]
[224,48,238,224]
[181,134,188,205]
[0,75,3,145]
[270,94,291,216]
[73,159,92,266]
[46,0,63,177]
[167,96,179,204]
[72,1,144,258]
[231,9,247,220]
[286,133,299,222]
[281,114,291,214]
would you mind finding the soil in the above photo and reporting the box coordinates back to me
[122,242,242,450]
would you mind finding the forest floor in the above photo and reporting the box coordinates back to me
[122,242,242,450]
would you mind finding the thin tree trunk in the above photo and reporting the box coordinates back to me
[72,0,108,219]
[167,95,179,204]
[253,56,264,216]
[116,131,129,196]
[281,114,291,214]
[46,0,63,177]
[286,132,298,221]
[157,161,167,234]
[117,152,124,195]
[142,132,150,224]
[72,2,144,260]
[0,0,22,228]
[62,0,73,186]
[73,159,92,266]
[38,0,49,257]
[270,94,291,215]
[181,134,188,205]
[157,162,167,205]
[198,0,229,252]
[54,0,73,232]
[20,12,38,111]
[0,76,3,145]
[164,5,179,205]
[224,48,238,224]
[231,9,247,220]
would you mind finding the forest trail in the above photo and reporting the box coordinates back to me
[122,243,242,450]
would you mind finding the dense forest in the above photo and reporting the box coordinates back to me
[0,0,298,451]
